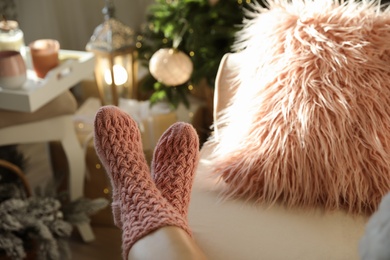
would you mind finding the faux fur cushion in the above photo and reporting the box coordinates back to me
[207,0,390,214]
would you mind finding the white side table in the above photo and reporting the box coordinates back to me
[0,49,96,242]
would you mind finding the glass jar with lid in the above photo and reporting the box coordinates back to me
[0,20,25,55]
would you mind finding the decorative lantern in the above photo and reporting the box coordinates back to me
[86,0,138,106]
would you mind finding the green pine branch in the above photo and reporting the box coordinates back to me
[138,0,249,108]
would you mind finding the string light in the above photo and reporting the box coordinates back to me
[136,42,142,48]
[162,38,168,44]
[189,51,195,57]
[188,84,194,90]
[238,0,251,4]
[103,188,109,194]
[96,163,101,169]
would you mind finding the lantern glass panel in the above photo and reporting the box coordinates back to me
[93,51,138,105]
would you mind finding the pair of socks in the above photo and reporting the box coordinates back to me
[94,106,199,259]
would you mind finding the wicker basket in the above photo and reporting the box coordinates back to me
[0,159,37,260]
[0,159,32,197]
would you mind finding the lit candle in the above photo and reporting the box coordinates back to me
[104,64,128,85]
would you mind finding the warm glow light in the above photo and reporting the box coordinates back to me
[104,65,128,85]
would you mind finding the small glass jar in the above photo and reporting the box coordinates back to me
[0,20,25,55]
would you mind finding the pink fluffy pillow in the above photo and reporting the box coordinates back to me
[207,0,390,214]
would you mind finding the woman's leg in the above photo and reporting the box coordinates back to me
[94,106,206,260]
[128,226,207,260]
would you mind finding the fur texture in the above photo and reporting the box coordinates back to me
[207,0,390,214]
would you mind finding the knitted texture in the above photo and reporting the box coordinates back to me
[151,122,199,219]
[94,106,191,259]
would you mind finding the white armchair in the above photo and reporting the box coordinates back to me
[188,53,368,260]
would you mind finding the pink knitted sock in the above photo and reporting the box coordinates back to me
[94,106,191,259]
[151,122,199,219]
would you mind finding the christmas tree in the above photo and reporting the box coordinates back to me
[138,0,251,108]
